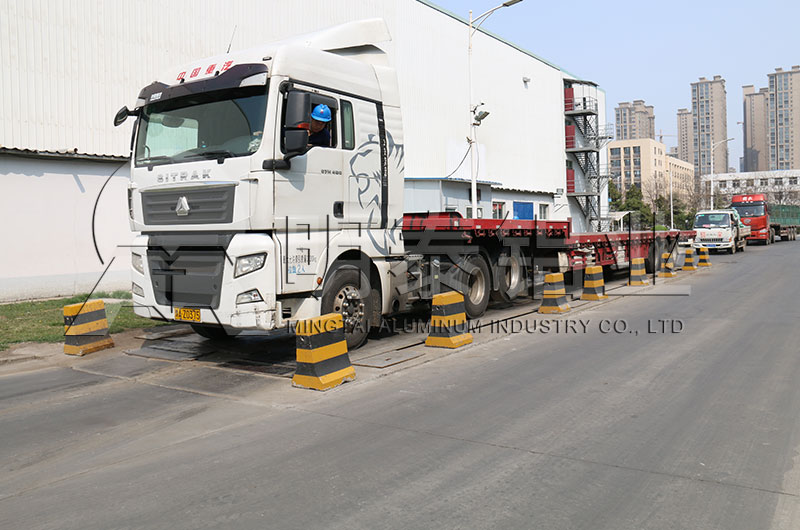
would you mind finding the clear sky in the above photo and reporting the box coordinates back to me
[431,0,800,170]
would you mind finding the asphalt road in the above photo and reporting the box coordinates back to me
[2,241,800,529]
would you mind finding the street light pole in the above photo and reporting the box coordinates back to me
[709,137,734,209]
[669,169,673,229]
[468,0,524,218]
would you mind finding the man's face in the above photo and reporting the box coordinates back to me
[310,119,326,133]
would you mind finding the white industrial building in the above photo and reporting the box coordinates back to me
[0,0,608,301]
[701,170,800,206]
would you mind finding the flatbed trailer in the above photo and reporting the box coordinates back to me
[401,212,694,317]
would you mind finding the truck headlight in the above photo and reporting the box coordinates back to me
[236,289,263,304]
[132,253,144,275]
[234,253,266,278]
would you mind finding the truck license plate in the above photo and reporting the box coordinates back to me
[174,308,201,322]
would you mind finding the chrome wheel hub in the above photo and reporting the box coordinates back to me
[333,285,365,331]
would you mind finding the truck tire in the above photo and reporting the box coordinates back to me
[491,249,526,303]
[321,267,373,350]
[461,254,491,319]
[191,324,232,341]
[727,244,735,254]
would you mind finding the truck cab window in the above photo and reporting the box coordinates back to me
[341,100,355,150]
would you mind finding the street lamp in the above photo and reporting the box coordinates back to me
[468,0,524,218]
[709,137,734,208]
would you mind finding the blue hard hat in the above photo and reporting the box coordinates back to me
[311,104,332,122]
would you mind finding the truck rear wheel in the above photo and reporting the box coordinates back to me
[321,268,372,350]
[461,254,491,319]
[491,250,526,303]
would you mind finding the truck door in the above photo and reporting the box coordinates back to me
[274,87,345,227]
[274,86,345,292]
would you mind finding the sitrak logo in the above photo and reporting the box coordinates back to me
[175,196,190,216]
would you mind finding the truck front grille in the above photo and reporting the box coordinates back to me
[698,237,724,243]
[147,233,234,309]
[142,184,235,225]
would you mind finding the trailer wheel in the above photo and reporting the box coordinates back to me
[321,267,372,350]
[461,254,491,319]
[191,324,232,341]
[491,250,526,303]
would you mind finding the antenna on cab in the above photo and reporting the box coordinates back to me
[226,25,237,54]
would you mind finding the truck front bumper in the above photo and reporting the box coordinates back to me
[130,233,281,332]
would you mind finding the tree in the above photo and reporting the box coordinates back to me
[608,180,623,211]
[621,185,652,228]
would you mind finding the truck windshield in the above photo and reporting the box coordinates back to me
[694,213,730,228]
[134,85,267,167]
[732,204,765,217]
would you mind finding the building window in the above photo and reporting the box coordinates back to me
[746,179,754,187]
[492,202,505,219]
[760,179,769,186]
[624,147,630,155]
[732,181,739,188]
[790,178,798,185]
[610,148,620,156]
[633,146,640,155]
[539,204,549,220]
[466,207,483,218]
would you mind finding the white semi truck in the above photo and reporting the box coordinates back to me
[116,19,689,348]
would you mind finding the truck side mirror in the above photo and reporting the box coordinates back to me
[114,106,134,127]
[283,91,311,157]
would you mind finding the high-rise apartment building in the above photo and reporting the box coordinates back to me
[676,108,692,163]
[615,100,655,140]
[742,85,770,172]
[691,75,728,176]
[767,66,800,170]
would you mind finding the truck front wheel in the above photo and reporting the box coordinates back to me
[321,268,373,350]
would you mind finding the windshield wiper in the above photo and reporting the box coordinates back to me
[179,150,235,162]
[137,155,174,167]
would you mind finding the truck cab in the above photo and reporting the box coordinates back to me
[693,209,749,254]
[117,21,408,349]
[731,194,772,244]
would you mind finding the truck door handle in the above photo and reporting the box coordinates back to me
[333,201,344,218]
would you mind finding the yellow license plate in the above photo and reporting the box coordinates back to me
[174,308,201,322]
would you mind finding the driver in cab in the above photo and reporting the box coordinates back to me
[308,104,332,147]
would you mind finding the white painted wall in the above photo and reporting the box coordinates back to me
[0,155,132,301]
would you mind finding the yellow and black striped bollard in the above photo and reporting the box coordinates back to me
[682,248,697,271]
[580,265,608,301]
[658,252,677,278]
[63,300,114,356]
[292,313,356,391]
[539,273,571,314]
[628,257,649,286]
[697,247,712,267]
[425,291,473,348]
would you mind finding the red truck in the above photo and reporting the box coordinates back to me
[730,194,800,244]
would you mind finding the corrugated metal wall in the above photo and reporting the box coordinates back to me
[0,0,397,156]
